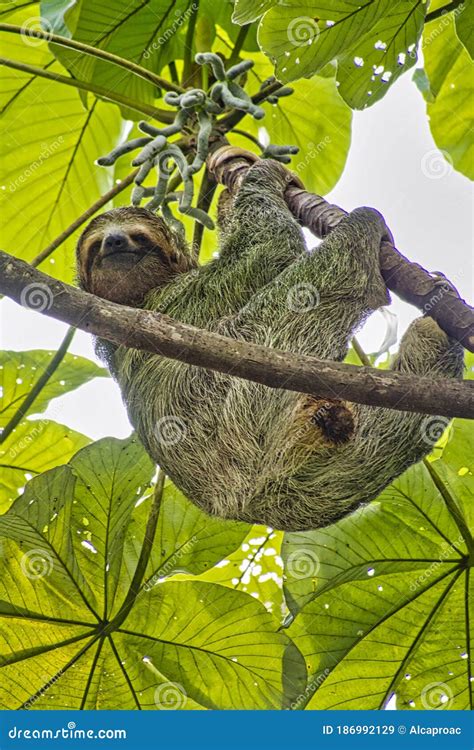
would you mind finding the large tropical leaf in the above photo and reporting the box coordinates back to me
[0,420,89,513]
[0,436,306,709]
[0,348,107,427]
[42,0,258,117]
[254,0,425,108]
[282,419,473,709]
[415,14,474,180]
[0,5,123,283]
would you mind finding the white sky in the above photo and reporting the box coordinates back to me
[1,73,472,440]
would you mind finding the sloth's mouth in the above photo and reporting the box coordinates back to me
[101,247,138,259]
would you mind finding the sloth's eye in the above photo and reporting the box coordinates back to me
[131,232,148,244]
[89,240,101,255]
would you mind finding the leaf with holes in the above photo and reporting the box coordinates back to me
[336,1,426,109]
[282,418,473,709]
[257,1,392,83]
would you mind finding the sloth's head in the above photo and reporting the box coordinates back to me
[76,207,194,306]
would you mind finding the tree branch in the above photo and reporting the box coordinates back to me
[0,24,184,94]
[0,251,472,419]
[0,57,174,123]
[207,147,474,352]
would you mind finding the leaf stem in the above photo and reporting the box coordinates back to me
[425,0,464,23]
[106,472,165,630]
[0,24,184,93]
[424,459,474,556]
[228,25,250,66]
[0,327,76,445]
[182,0,199,85]
[0,57,174,122]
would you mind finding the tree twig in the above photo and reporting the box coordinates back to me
[0,58,174,122]
[0,24,184,94]
[0,251,472,419]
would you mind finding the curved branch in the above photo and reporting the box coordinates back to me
[0,24,184,94]
[0,57,174,122]
[0,251,472,419]
[207,147,474,352]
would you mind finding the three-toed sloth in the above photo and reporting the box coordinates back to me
[76,156,463,531]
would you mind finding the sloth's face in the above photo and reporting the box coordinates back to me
[76,207,188,306]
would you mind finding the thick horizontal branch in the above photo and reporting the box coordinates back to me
[1,251,472,419]
[207,147,474,352]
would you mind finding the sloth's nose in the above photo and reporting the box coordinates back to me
[104,232,128,251]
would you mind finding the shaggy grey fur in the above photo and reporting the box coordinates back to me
[93,160,464,531]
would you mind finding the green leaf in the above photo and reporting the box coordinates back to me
[258,1,392,83]
[455,0,474,58]
[336,1,426,109]
[194,527,285,616]
[0,349,107,427]
[148,482,250,577]
[0,420,89,513]
[0,437,305,709]
[283,419,472,709]
[0,4,123,283]
[115,481,250,605]
[236,71,352,194]
[117,580,304,710]
[233,0,278,25]
[43,0,190,115]
[43,0,258,117]
[421,15,474,179]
